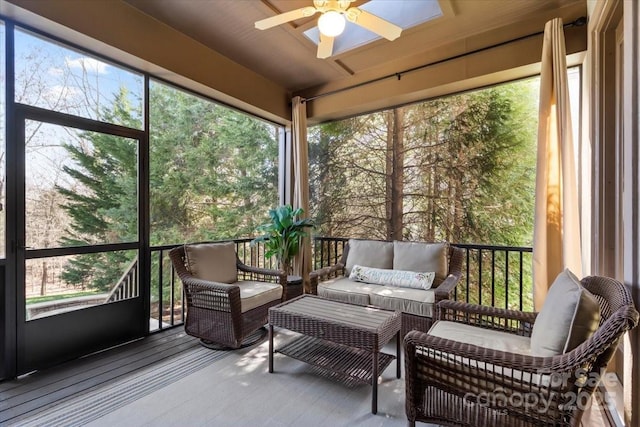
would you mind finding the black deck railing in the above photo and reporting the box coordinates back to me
[149,237,534,332]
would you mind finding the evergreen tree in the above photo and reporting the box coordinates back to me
[309,78,538,247]
[58,82,279,293]
[57,87,141,291]
[149,83,278,245]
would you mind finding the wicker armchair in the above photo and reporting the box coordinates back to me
[404,275,639,427]
[169,243,287,349]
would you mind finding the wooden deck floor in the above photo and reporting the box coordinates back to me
[0,328,224,426]
[0,327,412,426]
[0,326,611,427]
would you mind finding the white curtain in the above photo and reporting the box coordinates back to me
[291,96,312,292]
[533,18,583,310]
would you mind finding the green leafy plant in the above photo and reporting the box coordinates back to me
[252,205,314,274]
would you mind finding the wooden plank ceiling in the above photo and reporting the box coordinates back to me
[123,0,586,94]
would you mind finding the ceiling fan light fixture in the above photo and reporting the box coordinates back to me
[318,11,346,37]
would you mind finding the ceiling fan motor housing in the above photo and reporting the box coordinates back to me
[313,0,353,14]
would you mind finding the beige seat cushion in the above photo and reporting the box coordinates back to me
[237,281,282,313]
[530,269,601,356]
[317,277,384,306]
[345,239,393,276]
[393,241,448,286]
[429,320,532,355]
[369,286,435,318]
[184,242,238,284]
[423,321,550,394]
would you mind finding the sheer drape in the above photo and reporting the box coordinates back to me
[533,18,583,310]
[291,96,312,292]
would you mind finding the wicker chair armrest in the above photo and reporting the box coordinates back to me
[311,263,346,280]
[433,273,461,303]
[237,261,285,279]
[181,276,240,295]
[437,300,537,334]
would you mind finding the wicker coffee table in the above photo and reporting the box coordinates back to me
[268,295,401,414]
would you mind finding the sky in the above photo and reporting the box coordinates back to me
[5,25,144,190]
[13,26,144,123]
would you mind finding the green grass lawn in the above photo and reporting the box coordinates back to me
[26,291,102,305]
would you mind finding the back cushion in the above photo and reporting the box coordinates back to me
[393,241,449,286]
[530,269,601,356]
[345,239,393,276]
[184,242,238,284]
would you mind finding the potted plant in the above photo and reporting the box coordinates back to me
[252,205,314,275]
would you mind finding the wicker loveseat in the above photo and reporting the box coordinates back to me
[169,242,286,349]
[311,239,463,335]
[404,272,639,427]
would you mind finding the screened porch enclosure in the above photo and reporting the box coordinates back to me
[4,21,554,355]
[0,16,593,389]
[1,0,640,425]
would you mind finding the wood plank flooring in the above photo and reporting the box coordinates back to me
[0,326,611,427]
[83,328,411,427]
[0,327,411,426]
[0,327,223,426]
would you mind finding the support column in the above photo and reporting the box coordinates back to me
[623,2,640,425]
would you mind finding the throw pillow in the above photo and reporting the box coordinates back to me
[184,242,238,284]
[530,269,601,356]
[349,264,435,290]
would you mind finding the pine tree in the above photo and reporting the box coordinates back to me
[57,87,141,291]
[148,83,278,244]
[309,78,538,247]
[58,82,280,293]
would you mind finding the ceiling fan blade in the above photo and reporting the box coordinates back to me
[255,6,318,30]
[317,33,335,59]
[345,7,402,41]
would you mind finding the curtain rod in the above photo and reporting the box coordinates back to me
[301,16,587,103]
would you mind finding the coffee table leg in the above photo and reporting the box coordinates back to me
[372,350,378,414]
[396,331,401,379]
[268,324,274,373]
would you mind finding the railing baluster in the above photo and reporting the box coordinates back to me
[477,249,482,306]
[170,257,177,326]
[158,250,163,331]
[159,250,166,328]
[504,250,510,310]
[519,251,524,311]
[490,249,495,308]
[464,248,470,303]
[169,253,175,326]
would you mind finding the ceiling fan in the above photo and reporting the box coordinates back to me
[255,0,402,59]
